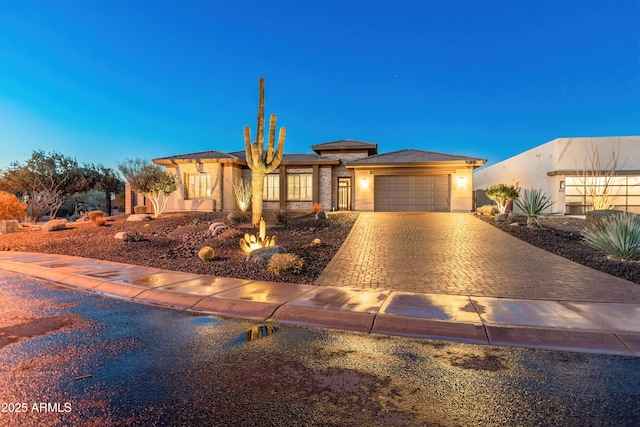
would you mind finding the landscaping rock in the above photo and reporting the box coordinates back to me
[209,222,229,236]
[0,220,19,234]
[43,219,68,232]
[477,205,498,216]
[127,214,152,222]
[495,213,508,222]
[246,245,286,264]
[315,210,327,220]
[114,232,127,240]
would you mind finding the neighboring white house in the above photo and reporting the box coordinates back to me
[473,136,640,215]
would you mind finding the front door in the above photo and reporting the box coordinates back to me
[338,178,352,210]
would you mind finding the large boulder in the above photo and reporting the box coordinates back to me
[315,210,327,220]
[0,220,19,234]
[246,245,286,265]
[114,232,127,240]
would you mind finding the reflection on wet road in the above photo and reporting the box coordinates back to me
[1,271,639,426]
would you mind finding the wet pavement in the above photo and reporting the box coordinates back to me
[1,271,639,426]
[1,251,639,357]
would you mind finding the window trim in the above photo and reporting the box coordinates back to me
[287,173,313,201]
[185,173,212,199]
[263,174,280,201]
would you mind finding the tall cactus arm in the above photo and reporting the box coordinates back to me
[256,78,265,159]
[266,127,286,173]
[243,126,253,167]
[266,113,277,163]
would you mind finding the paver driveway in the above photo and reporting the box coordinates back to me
[316,213,640,303]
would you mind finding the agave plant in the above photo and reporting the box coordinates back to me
[514,188,556,227]
[584,213,640,261]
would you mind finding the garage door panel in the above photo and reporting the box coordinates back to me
[374,175,449,212]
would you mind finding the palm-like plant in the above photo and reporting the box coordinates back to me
[514,189,556,227]
[584,212,640,261]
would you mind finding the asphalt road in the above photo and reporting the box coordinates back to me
[0,271,639,426]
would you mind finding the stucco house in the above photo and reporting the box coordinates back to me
[127,140,486,214]
[473,136,640,215]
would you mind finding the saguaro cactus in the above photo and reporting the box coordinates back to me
[244,77,286,226]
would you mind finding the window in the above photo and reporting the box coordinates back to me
[186,173,211,198]
[287,174,312,200]
[264,174,280,200]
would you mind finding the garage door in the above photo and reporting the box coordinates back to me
[374,175,449,212]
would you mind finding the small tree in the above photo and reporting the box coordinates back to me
[233,178,252,213]
[118,158,177,218]
[0,151,90,222]
[576,139,625,211]
[486,184,520,214]
[84,164,124,215]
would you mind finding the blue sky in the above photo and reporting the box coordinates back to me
[0,0,638,171]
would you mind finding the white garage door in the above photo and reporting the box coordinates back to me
[374,175,450,212]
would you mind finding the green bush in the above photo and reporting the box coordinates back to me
[88,210,105,222]
[584,212,640,261]
[514,189,556,227]
[267,253,304,275]
[228,210,252,224]
[273,209,291,226]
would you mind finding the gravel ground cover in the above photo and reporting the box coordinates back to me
[0,211,359,284]
[476,214,640,285]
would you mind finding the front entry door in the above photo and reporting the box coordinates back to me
[338,178,352,210]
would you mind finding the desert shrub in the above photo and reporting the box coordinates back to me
[514,189,556,227]
[88,210,105,222]
[585,210,624,231]
[273,209,291,226]
[134,206,147,214]
[267,253,304,275]
[0,191,27,221]
[228,210,252,224]
[233,179,252,213]
[198,246,215,261]
[310,203,323,213]
[43,219,68,232]
[95,217,108,226]
[123,231,145,242]
[584,212,640,261]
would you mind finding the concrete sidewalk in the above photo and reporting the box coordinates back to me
[1,251,638,357]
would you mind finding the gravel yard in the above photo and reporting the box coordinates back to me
[0,211,359,284]
[477,214,640,285]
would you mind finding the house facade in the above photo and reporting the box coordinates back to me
[473,136,640,215]
[128,140,485,214]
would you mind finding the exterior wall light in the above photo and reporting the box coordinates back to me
[560,180,565,189]
[360,177,369,189]
[457,176,467,189]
